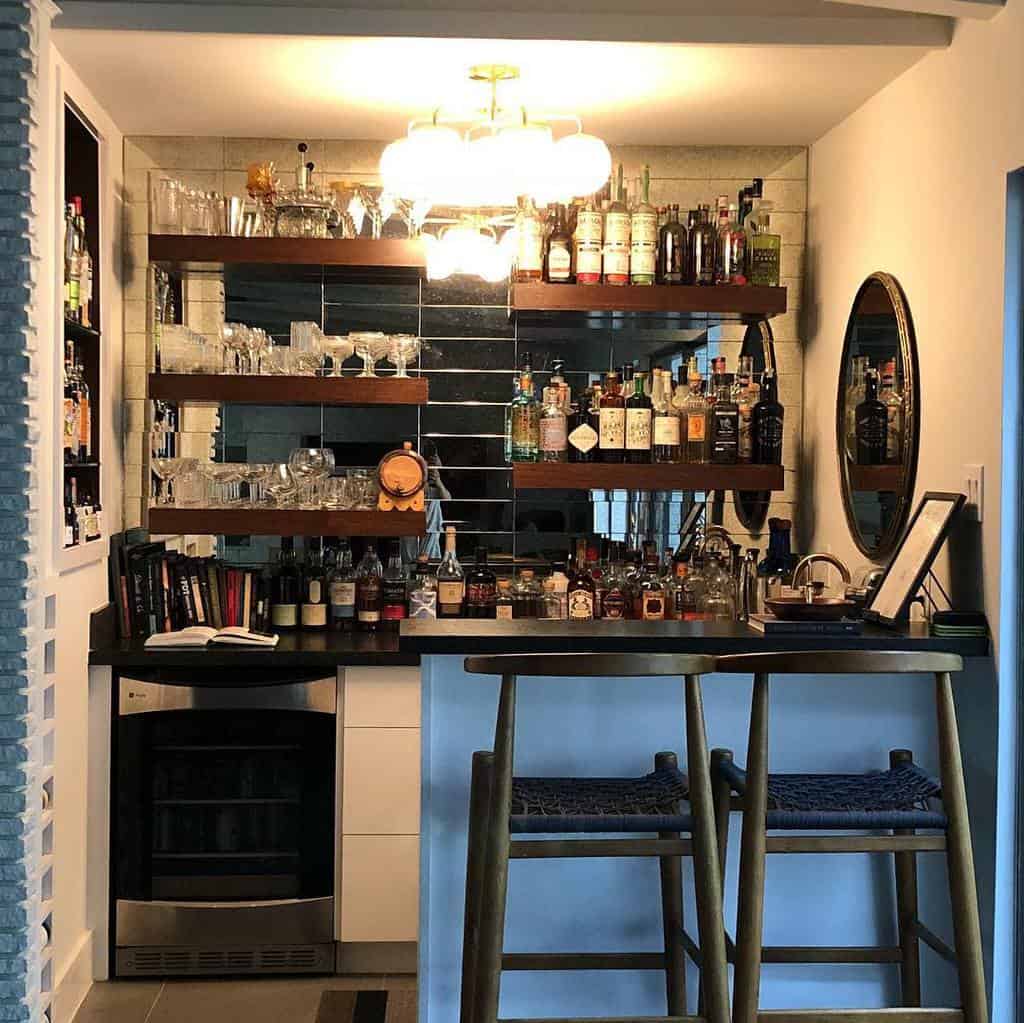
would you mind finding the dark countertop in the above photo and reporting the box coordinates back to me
[89,618,989,670]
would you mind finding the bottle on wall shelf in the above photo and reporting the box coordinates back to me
[629,165,658,286]
[574,192,603,286]
[624,366,653,464]
[598,370,626,463]
[602,164,630,286]
[752,367,785,465]
[681,359,708,464]
[300,537,328,631]
[545,202,573,283]
[270,536,300,631]
[709,367,739,465]
[539,383,568,463]
[855,367,887,466]
[327,538,356,631]
[408,554,438,619]
[513,195,544,283]
[381,540,409,626]
[437,525,465,618]
[652,368,681,463]
[355,543,384,632]
[568,391,599,463]
[656,204,687,284]
[509,362,540,462]
[465,547,497,619]
[747,200,782,286]
[689,204,716,285]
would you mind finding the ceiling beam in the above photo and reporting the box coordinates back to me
[54,1,953,47]
[823,0,1002,18]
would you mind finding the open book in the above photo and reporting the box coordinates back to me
[144,626,279,649]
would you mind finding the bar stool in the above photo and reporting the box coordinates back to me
[713,651,987,1023]
[460,652,730,1023]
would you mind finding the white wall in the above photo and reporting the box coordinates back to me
[804,7,1024,1017]
[43,43,124,1017]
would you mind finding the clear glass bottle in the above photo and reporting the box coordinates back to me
[513,195,544,283]
[437,525,465,618]
[698,553,736,621]
[747,200,781,286]
[630,165,658,286]
[495,579,514,620]
[408,553,437,619]
[752,367,785,466]
[545,202,573,283]
[602,164,630,286]
[512,569,540,619]
[599,542,629,620]
[510,367,540,462]
[681,359,708,464]
[624,367,653,464]
[538,577,562,620]
[690,204,716,285]
[657,204,686,284]
[716,203,747,286]
[598,370,626,463]
[355,543,384,632]
[549,562,570,619]
[574,193,603,286]
[539,384,568,463]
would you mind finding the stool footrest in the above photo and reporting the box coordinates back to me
[502,952,664,970]
[510,838,692,858]
[757,1011,963,1022]
[765,835,946,854]
[499,1017,703,1023]
[760,945,902,964]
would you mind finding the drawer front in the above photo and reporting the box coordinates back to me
[343,667,421,728]
[342,727,420,835]
[340,836,419,943]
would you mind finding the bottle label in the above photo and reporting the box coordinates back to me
[63,398,76,448]
[642,590,665,620]
[631,212,658,245]
[603,246,630,277]
[496,603,513,621]
[438,581,464,607]
[568,588,594,620]
[540,417,568,452]
[409,590,437,619]
[598,408,625,450]
[626,408,652,450]
[568,421,598,454]
[575,242,602,276]
[604,212,630,246]
[78,397,90,450]
[63,525,74,547]
[757,411,786,462]
[738,409,753,461]
[308,580,322,604]
[749,244,780,286]
[654,414,680,446]
[601,591,626,620]
[547,245,571,280]
[467,582,496,607]
[382,603,407,621]
[517,220,543,272]
[271,604,298,628]
[687,412,706,443]
[886,407,901,461]
[358,608,381,624]
[630,246,656,276]
[330,581,356,619]
[576,210,603,244]
[301,602,327,627]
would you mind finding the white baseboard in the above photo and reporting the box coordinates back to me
[53,931,93,1023]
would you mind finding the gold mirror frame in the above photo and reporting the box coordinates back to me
[835,272,920,558]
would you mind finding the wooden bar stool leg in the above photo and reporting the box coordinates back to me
[889,748,922,1008]
[685,674,730,1023]
[655,752,688,1017]
[733,673,770,1023]
[461,750,495,1023]
[472,675,517,1023]
[935,671,988,1023]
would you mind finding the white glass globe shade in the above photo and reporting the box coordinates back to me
[380,124,462,202]
[462,134,517,207]
[422,233,453,281]
[495,123,554,200]
[553,132,612,198]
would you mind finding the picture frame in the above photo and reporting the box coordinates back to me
[862,491,965,627]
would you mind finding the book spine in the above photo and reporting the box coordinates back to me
[207,562,223,630]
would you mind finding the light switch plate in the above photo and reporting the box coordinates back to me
[963,464,984,522]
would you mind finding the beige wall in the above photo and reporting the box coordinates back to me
[122,138,807,540]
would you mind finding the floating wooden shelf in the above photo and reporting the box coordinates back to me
[512,462,785,492]
[148,507,426,537]
[64,318,100,343]
[148,235,426,280]
[510,282,787,321]
[148,373,428,406]
[849,464,904,492]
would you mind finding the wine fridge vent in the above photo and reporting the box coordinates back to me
[117,943,334,976]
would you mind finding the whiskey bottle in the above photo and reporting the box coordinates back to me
[752,367,785,465]
[509,367,540,462]
[437,525,465,618]
[567,540,596,621]
[681,360,708,464]
[690,204,716,286]
[76,353,91,463]
[539,385,568,462]
[598,371,626,463]
[355,543,384,632]
[736,356,756,464]
[408,554,438,619]
[63,483,78,548]
[602,165,630,286]
[624,366,653,464]
[300,537,329,630]
[709,370,739,464]
[495,579,514,620]
[879,359,903,464]
[381,541,409,626]
[845,355,870,461]
[513,195,544,283]
[568,392,599,463]
[545,203,573,283]
[465,547,497,619]
[600,541,629,620]
[62,341,78,464]
[271,536,300,631]
[637,544,666,620]
[652,368,681,463]
[574,193,603,286]
[855,368,887,466]
[328,539,356,631]
[630,165,658,286]
[657,204,686,284]
[748,201,781,286]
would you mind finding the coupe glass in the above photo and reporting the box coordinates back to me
[321,335,355,376]
[387,335,421,378]
[203,462,246,506]
[241,463,272,506]
[266,463,298,506]
[288,447,335,507]
[150,455,177,505]
[351,332,389,377]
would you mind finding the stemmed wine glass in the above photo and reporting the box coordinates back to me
[220,323,249,374]
[288,447,335,507]
[387,335,421,378]
[351,332,389,377]
[321,335,354,376]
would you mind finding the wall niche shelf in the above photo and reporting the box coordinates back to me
[512,462,785,492]
[64,318,100,344]
[148,373,428,406]
[148,507,426,538]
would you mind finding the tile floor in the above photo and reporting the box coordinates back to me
[72,974,416,1023]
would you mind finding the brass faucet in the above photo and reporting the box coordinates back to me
[791,553,852,594]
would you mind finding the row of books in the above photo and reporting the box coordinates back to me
[110,532,271,639]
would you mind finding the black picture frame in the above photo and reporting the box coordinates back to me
[862,491,965,627]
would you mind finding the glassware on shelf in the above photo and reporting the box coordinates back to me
[152,176,182,234]
[351,332,390,377]
[387,335,421,378]
[290,321,326,375]
[346,468,377,509]
[288,448,335,507]
[266,463,298,506]
[262,343,296,375]
[323,475,351,510]
[150,454,178,505]
[241,463,272,506]
[203,462,246,506]
[321,335,355,376]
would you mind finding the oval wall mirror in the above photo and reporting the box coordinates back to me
[732,319,777,531]
[836,272,919,557]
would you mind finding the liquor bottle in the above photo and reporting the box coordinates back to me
[630,165,658,286]
[845,355,870,460]
[63,483,78,548]
[652,368,681,463]
[709,370,739,464]
[715,204,747,286]
[682,359,708,464]
[574,193,603,286]
[509,366,540,462]
[437,525,465,618]
[328,539,356,631]
[855,368,887,466]
[879,359,904,464]
[747,201,781,286]
[538,577,562,620]
[657,204,686,284]
[752,367,785,465]
[355,543,384,632]
[549,562,570,618]
[513,195,543,283]
[465,547,497,619]
[64,202,80,322]
[80,486,100,542]
[539,385,568,462]
[689,204,716,285]
[739,177,763,234]
[600,542,629,620]
[550,358,571,410]
[598,370,626,463]
[271,536,300,631]
[408,554,438,619]
[567,539,596,621]
[545,203,573,283]
[758,518,799,601]
[495,579,514,620]
[300,537,328,630]
[567,392,599,463]
[513,569,540,619]
[637,544,666,620]
[76,354,91,463]
[381,541,409,626]
[736,359,756,464]
[62,341,78,464]
[624,367,653,464]
[602,165,630,286]
[74,198,93,328]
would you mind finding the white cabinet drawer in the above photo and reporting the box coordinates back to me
[342,727,420,835]
[343,666,421,728]
[340,835,419,942]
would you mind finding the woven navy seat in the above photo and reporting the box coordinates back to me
[510,764,693,834]
[717,758,947,831]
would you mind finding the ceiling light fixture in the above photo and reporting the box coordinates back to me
[380,64,611,210]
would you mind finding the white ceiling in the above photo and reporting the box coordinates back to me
[52,31,931,144]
